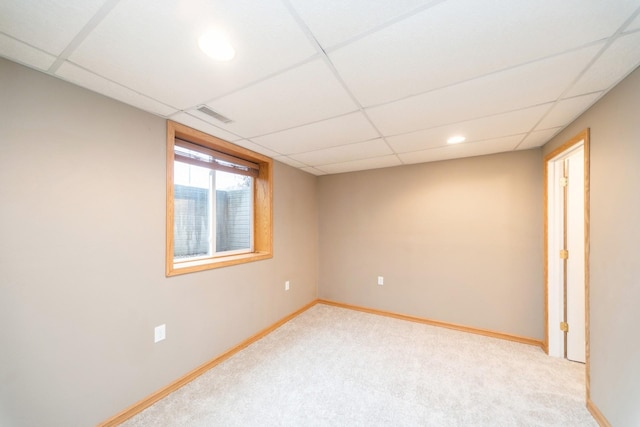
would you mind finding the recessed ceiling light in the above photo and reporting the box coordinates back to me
[198,30,235,62]
[447,135,466,145]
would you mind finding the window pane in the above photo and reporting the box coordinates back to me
[167,121,273,275]
[174,162,211,259]
[215,171,253,253]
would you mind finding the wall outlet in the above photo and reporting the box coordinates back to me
[285,280,290,291]
[154,324,166,343]
[377,276,384,286]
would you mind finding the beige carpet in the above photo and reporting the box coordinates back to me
[121,304,597,426]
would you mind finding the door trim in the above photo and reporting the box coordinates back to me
[543,128,590,397]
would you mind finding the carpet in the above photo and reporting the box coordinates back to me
[121,304,597,426]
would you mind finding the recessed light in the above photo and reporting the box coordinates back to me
[447,135,466,145]
[198,30,235,62]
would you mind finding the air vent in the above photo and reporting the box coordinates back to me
[196,105,234,124]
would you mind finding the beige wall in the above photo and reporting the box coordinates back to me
[543,66,640,426]
[318,149,544,339]
[3,49,638,426]
[0,58,318,427]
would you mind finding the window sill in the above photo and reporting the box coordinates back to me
[166,251,273,276]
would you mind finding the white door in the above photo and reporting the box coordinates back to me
[565,147,585,363]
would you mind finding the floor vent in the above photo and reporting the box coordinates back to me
[197,105,234,124]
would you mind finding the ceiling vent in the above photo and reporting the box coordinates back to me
[196,105,234,124]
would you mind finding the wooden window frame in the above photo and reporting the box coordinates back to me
[166,120,273,276]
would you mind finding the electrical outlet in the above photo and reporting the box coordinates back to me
[154,324,166,343]
[285,280,290,291]
[377,276,384,286]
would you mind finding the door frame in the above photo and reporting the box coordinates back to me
[543,129,591,395]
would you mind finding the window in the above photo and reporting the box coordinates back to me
[166,121,272,276]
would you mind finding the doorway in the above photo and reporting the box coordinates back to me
[544,129,590,364]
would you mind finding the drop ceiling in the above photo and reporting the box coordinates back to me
[2,0,640,175]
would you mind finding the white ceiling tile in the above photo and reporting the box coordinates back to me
[517,128,563,151]
[290,139,392,166]
[288,0,435,48]
[5,1,640,175]
[205,59,358,137]
[274,156,308,168]
[170,112,241,142]
[567,32,640,97]
[300,166,327,176]
[0,0,107,55]
[537,93,603,130]
[251,112,379,154]
[232,140,281,158]
[68,0,317,109]
[626,13,640,31]
[330,0,638,106]
[367,45,599,136]
[398,135,523,165]
[56,62,177,117]
[387,104,550,153]
[0,34,55,70]
[317,155,401,174]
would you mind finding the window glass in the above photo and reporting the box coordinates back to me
[166,120,272,276]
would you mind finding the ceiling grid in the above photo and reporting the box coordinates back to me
[2,0,640,174]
